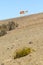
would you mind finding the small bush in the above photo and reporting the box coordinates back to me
[14,47,32,59]
[0,21,18,31]
[0,21,18,37]
[1,24,7,31]
[6,21,16,31]
[0,29,7,37]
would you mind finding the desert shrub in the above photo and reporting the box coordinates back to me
[6,21,16,31]
[0,29,7,37]
[0,21,18,31]
[1,24,7,31]
[14,47,32,59]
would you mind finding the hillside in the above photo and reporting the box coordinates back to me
[0,13,43,65]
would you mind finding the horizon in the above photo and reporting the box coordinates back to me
[0,12,43,21]
[0,0,43,20]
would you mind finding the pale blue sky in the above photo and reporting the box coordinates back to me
[0,0,43,20]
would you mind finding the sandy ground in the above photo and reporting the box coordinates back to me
[0,13,43,65]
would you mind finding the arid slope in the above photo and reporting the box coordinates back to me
[0,13,43,65]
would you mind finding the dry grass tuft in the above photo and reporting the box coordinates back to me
[13,47,32,59]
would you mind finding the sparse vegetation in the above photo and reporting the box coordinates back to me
[13,47,32,59]
[1,24,7,31]
[0,29,7,37]
[7,21,16,31]
[0,21,18,37]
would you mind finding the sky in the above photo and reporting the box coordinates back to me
[0,0,43,20]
